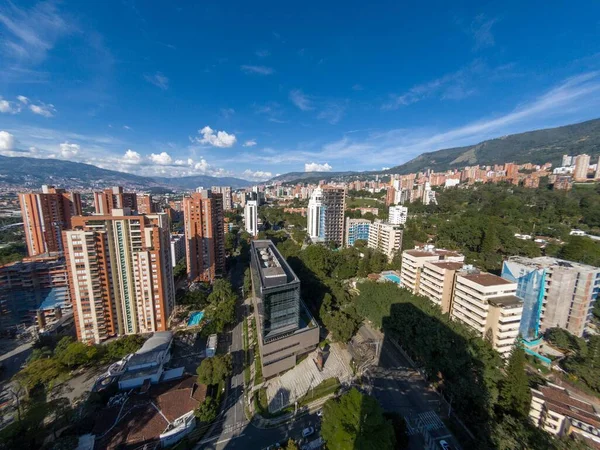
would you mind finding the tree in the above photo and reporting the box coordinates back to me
[383,412,409,449]
[56,341,98,369]
[322,388,395,450]
[194,396,218,422]
[285,439,299,450]
[243,267,252,297]
[323,310,359,343]
[498,344,531,418]
[196,354,232,386]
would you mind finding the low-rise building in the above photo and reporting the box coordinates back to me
[530,383,600,447]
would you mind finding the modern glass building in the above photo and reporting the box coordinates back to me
[345,218,371,247]
[250,240,319,378]
[501,260,546,341]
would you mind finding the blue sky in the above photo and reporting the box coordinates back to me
[1,1,600,181]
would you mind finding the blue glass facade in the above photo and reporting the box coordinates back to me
[347,222,370,246]
[501,261,546,341]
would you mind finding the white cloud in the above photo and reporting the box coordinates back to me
[59,142,80,158]
[123,125,131,130]
[194,159,210,173]
[122,149,142,164]
[0,2,74,65]
[0,131,16,151]
[243,139,257,147]
[17,95,29,104]
[255,49,270,58]
[220,108,235,119]
[470,14,498,51]
[289,89,313,111]
[29,102,55,117]
[243,169,273,181]
[0,98,20,114]
[149,151,173,165]
[305,162,332,172]
[241,65,274,75]
[196,126,237,148]
[317,103,345,124]
[144,72,169,90]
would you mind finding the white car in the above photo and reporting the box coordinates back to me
[302,427,315,438]
[316,409,323,417]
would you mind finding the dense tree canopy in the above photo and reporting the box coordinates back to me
[196,354,232,386]
[321,388,395,450]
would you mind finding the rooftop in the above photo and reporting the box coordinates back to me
[426,261,465,271]
[252,240,299,289]
[488,295,523,308]
[127,331,172,368]
[506,255,600,272]
[532,384,600,429]
[460,272,514,287]
[94,376,207,449]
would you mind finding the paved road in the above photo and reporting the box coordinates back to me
[201,411,322,450]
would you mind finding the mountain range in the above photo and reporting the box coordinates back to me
[1,118,599,190]
[0,155,251,190]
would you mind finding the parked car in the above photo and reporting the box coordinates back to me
[302,427,315,438]
[316,409,323,417]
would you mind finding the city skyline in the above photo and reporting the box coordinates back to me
[1,2,600,181]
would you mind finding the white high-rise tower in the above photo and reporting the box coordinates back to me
[245,200,258,236]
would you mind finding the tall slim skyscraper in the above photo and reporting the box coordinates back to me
[64,209,175,344]
[245,200,258,236]
[183,190,225,283]
[595,155,600,180]
[306,186,346,246]
[573,154,591,181]
[19,185,82,257]
[211,186,233,210]
[93,186,137,215]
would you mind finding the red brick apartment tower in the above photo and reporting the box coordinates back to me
[19,185,82,256]
[93,186,138,214]
[183,190,225,283]
[64,211,175,344]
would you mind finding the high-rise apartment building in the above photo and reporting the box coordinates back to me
[345,218,370,247]
[170,233,185,267]
[450,270,522,358]
[183,190,225,283]
[245,200,259,236]
[561,155,573,167]
[388,205,408,225]
[502,256,600,338]
[250,240,319,378]
[0,255,70,332]
[19,185,82,257]
[573,154,591,181]
[419,260,464,313]
[401,246,464,294]
[595,156,600,180]
[211,186,233,210]
[367,220,403,261]
[136,194,155,214]
[93,186,137,215]
[64,209,175,344]
[306,186,346,246]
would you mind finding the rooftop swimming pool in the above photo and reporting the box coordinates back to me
[187,311,204,326]
[382,273,401,284]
